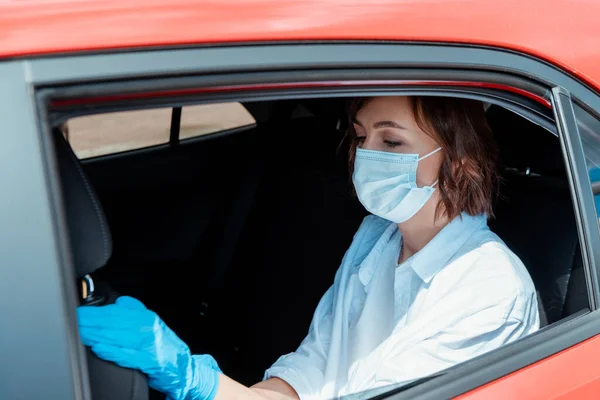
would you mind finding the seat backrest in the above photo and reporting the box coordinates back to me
[485,106,587,325]
[491,172,578,325]
[53,129,149,400]
[562,244,589,318]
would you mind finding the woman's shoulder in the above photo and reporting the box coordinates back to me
[455,232,536,299]
[429,238,538,328]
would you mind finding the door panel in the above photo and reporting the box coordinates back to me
[456,334,600,400]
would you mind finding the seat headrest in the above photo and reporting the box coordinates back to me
[486,105,565,176]
[53,129,112,277]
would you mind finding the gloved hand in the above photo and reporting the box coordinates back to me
[77,296,221,400]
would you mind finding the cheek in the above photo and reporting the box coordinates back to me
[415,155,443,186]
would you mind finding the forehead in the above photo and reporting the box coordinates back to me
[356,96,414,121]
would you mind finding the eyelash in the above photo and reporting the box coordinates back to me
[384,140,402,148]
[354,136,402,148]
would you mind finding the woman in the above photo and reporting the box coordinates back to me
[77,96,539,400]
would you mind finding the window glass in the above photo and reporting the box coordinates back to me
[573,103,600,219]
[179,103,256,140]
[66,108,171,159]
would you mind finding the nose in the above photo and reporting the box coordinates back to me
[360,132,378,151]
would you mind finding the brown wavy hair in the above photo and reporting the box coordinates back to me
[346,96,499,220]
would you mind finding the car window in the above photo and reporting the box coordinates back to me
[179,103,256,141]
[65,108,172,159]
[573,103,600,220]
[64,103,255,159]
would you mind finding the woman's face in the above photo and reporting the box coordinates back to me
[353,96,443,187]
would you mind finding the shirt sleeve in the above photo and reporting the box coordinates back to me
[264,215,383,399]
[263,283,334,398]
[345,258,539,394]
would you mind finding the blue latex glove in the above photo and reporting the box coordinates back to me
[77,296,221,400]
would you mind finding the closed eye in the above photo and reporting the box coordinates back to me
[384,140,402,148]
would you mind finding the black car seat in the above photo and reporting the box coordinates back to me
[486,105,589,326]
[53,128,149,400]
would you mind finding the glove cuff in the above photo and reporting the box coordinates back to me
[183,355,221,400]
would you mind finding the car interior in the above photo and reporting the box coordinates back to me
[52,95,590,400]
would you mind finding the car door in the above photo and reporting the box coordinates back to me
[2,42,600,400]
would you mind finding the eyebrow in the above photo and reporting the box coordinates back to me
[353,119,407,130]
[373,120,407,130]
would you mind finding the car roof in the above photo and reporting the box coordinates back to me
[3,0,600,90]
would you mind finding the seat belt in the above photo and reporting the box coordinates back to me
[208,157,264,289]
[195,108,292,300]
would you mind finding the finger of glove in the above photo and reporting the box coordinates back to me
[115,296,148,310]
[91,343,158,374]
[79,326,151,349]
[77,304,152,329]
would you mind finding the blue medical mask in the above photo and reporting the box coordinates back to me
[352,147,442,223]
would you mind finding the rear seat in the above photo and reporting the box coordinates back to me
[486,105,589,325]
[94,123,268,399]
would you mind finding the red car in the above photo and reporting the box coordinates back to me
[2,1,600,399]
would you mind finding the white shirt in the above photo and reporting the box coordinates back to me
[264,213,539,399]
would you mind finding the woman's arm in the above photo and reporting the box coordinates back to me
[77,296,301,400]
[214,377,299,400]
[77,217,375,400]
[343,270,538,394]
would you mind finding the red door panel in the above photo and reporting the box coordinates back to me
[457,334,600,400]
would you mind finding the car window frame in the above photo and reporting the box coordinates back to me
[552,88,600,310]
[2,42,600,400]
[62,102,257,160]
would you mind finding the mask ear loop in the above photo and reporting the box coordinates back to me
[417,147,442,188]
[418,147,442,161]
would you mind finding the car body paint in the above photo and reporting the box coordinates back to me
[1,0,600,91]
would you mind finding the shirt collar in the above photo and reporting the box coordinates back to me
[358,221,398,286]
[407,212,488,283]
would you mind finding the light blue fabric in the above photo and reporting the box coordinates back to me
[77,296,221,400]
[352,147,441,223]
[265,213,539,400]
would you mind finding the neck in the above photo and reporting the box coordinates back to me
[397,193,451,263]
